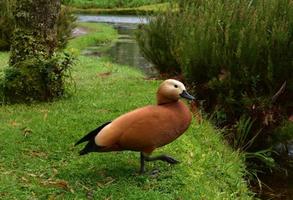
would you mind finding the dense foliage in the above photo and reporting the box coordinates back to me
[137,0,293,168]
[0,0,76,103]
[0,0,76,51]
[62,0,168,9]
[0,0,15,50]
[57,7,77,49]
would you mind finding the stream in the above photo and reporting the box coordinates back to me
[77,15,157,77]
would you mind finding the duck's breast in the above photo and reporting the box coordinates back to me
[95,101,192,151]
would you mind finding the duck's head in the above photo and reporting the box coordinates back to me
[157,79,195,105]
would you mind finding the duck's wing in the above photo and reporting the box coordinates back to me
[75,122,111,146]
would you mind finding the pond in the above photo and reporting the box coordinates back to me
[77,15,157,77]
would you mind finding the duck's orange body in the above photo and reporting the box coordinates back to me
[96,100,192,153]
[75,79,195,173]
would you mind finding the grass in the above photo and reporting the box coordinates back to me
[67,22,118,53]
[67,3,170,15]
[63,0,168,9]
[0,52,9,68]
[0,22,252,199]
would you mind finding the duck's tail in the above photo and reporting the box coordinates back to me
[75,122,111,155]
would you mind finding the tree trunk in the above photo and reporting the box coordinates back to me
[4,0,64,102]
[10,0,60,65]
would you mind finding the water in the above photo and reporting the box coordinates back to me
[77,15,157,77]
[78,15,148,24]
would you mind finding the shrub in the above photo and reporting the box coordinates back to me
[57,6,77,49]
[137,0,293,169]
[136,11,180,74]
[0,1,76,51]
[2,52,75,103]
[1,0,76,103]
[0,0,15,50]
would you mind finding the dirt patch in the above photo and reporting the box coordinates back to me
[72,27,89,37]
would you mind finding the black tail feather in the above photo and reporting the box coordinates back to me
[75,122,111,146]
[79,140,104,155]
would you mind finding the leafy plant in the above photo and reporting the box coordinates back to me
[0,0,76,51]
[233,116,259,151]
[2,52,75,103]
[232,116,275,169]
[57,6,77,49]
[1,0,76,103]
[0,0,15,50]
[136,11,180,74]
[137,0,292,174]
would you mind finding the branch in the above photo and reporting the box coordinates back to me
[272,81,286,103]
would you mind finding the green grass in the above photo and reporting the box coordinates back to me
[63,0,170,15]
[0,23,252,199]
[0,52,9,68]
[67,3,170,15]
[63,0,168,9]
[67,22,118,53]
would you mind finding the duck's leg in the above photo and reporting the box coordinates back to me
[140,151,179,166]
[139,152,180,174]
[139,152,146,174]
[144,154,180,164]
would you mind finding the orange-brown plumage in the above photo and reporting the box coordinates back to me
[96,100,191,153]
[75,79,195,173]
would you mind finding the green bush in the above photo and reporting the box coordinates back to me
[57,6,77,49]
[0,1,76,51]
[137,0,293,167]
[0,0,15,50]
[1,0,77,103]
[2,52,75,103]
[136,12,180,74]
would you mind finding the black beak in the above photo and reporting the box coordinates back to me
[180,90,195,101]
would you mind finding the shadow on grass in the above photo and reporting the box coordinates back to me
[59,151,177,184]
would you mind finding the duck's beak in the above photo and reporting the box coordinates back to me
[180,90,195,101]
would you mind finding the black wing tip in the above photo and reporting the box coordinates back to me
[74,121,111,146]
[79,149,88,155]
[78,141,104,155]
[74,138,87,146]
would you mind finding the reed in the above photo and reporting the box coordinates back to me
[137,0,293,169]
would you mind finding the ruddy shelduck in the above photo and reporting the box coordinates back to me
[75,79,195,173]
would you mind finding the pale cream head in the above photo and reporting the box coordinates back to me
[156,79,194,105]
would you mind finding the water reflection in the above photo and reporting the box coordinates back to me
[78,15,156,77]
[106,26,156,76]
[78,15,148,24]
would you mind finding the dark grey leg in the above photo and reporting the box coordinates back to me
[144,154,180,164]
[140,152,146,174]
[139,152,180,174]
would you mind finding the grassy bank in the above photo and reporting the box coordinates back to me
[67,3,169,15]
[64,0,168,9]
[0,23,252,199]
[67,22,118,53]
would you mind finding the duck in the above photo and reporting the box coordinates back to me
[75,79,195,173]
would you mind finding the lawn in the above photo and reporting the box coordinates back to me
[0,23,252,199]
[67,3,170,15]
[64,0,169,9]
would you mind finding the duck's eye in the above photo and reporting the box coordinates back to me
[174,85,178,88]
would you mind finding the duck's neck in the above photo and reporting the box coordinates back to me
[156,93,178,105]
